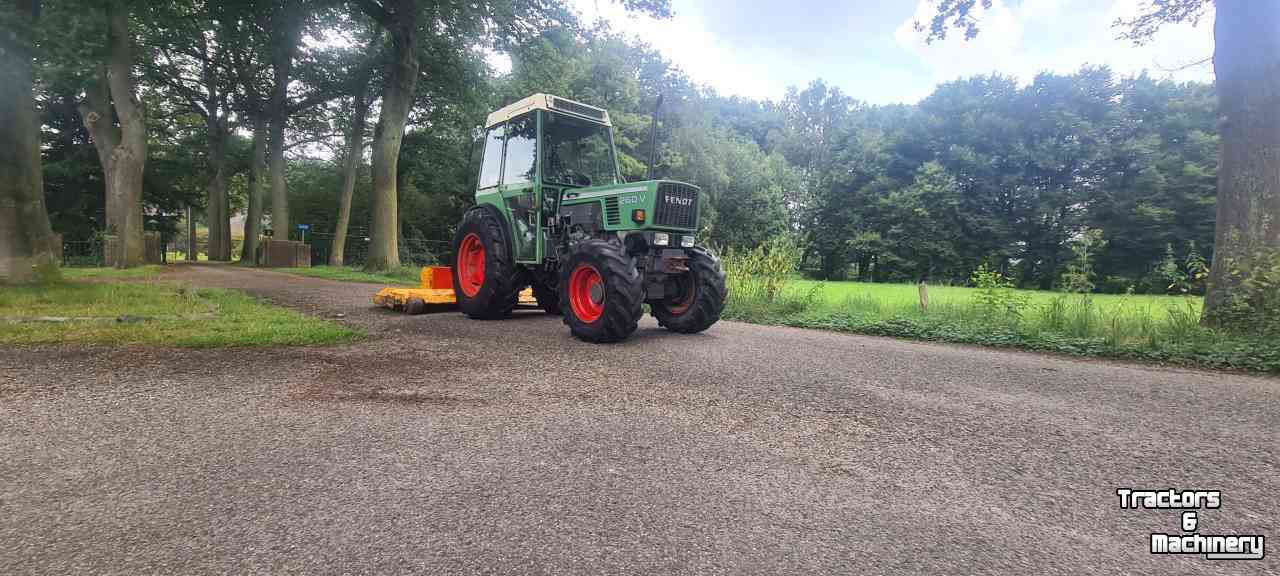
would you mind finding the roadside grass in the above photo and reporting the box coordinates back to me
[1,268,360,347]
[61,265,169,281]
[274,265,421,286]
[724,274,1279,373]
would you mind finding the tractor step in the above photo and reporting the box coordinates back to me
[374,265,536,315]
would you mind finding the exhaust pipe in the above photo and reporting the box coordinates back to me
[647,94,663,180]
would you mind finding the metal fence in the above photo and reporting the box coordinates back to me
[62,238,104,267]
[306,230,451,268]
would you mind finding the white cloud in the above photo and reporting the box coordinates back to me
[569,0,784,100]
[896,0,1214,99]
[567,0,1216,104]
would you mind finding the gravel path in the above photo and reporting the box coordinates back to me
[1,263,1275,575]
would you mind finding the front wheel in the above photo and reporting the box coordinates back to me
[560,239,643,343]
[651,246,726,334]
[452,207,521,319]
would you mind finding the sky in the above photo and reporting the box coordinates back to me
[538,0,1216,105]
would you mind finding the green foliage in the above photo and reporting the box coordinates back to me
[1059,229,1106,293]
[722,235,805,306]
[1211,248,1280,337]
[970,264,1028,319]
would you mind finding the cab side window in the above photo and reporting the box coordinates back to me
[478,125,504,189]
[502,114,537,185]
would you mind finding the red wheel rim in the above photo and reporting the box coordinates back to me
[569,264,604,323]
[457,233,485,297]
[667,272,696,315]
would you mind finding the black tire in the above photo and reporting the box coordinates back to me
[651,246,726,334]
[532,276,562,315]
[452,207,521,319]
[560,239,643,343]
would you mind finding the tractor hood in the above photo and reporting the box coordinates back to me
[559,180,700,232]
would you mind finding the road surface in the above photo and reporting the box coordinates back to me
[1,264,1275,575]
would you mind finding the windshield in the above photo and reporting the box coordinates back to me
[542,112,617,187]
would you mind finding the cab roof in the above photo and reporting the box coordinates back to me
[485,93,612,128]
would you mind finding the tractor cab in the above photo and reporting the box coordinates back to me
[456,94,724,343]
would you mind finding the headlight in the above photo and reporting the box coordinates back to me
[653,232,670,246]
[680,235,695,248]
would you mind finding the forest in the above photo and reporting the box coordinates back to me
[3,0,1278,336]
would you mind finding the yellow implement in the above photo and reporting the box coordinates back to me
[374,266,536,314]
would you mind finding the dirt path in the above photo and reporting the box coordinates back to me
[1,263,1275,575]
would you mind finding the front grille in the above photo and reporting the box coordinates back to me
[654,182,698,229]
[604,197,621,225]
[550,97,607,121]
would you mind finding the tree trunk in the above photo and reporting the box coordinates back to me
[79,0,145,268]
[187,204,197,260]
[80,73,117,244]
[205,121,232,261]
[105,0,145,267]
[331,75,372,267]
[0,0,58,283]
[1202,0,1280,327]
[365,3,420,271]
[267,3,303,241]
[241,116,267,263]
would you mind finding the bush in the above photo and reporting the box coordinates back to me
[723,235,804,306]
[970,264,1028,320]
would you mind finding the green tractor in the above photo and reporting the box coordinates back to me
[451,93,726,343]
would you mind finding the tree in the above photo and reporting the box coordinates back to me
[227,9,269,262]
[146,0,248,261]
[330,67,372,266]
[0,0,59,283]
[68,0,147,267]
[1200,1,1280,328]
[266,0,305,243]
[350,0,422,270]
[919,0,1280,328]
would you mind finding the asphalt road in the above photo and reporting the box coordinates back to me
[1,264,1276,575]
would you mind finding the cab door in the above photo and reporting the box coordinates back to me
[500,112,540,263]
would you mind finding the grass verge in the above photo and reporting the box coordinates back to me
[61,264,168,281]
[724,278,1279,373]
[274,265,420,286]
[1,268,360,347]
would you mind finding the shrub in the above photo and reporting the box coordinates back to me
[970,264,1028,320]
[723,235,805,306]
[1059,228,1106,293]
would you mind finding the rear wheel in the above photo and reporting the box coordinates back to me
[452,207,520,319]
[560,239,642,343]
[651,246,726,334]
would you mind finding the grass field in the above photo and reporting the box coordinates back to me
[724,275,1278,373]
[274,265,421,286]
[792,278,1203,323]
[1,267,360,347]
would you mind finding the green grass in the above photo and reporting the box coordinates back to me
[274,265,421,286]
[61,264,169,281]
[791,278,1203,322]
[1,272,360,347]
[725,277,1279,373]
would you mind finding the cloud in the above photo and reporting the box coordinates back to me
[569,0,784,100]
[895,0,1214,98]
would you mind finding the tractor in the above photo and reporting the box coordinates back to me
[451,94,725,342]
